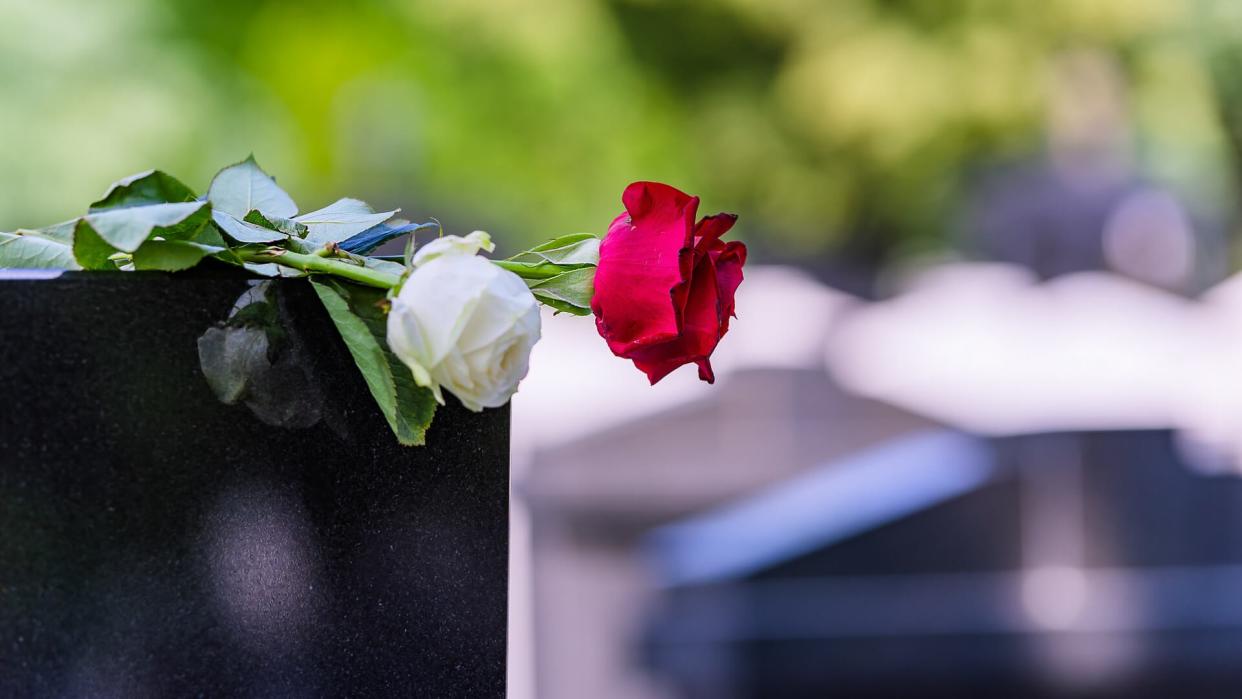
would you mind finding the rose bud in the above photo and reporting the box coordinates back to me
[387,231,542,411]
[591,181,746,384]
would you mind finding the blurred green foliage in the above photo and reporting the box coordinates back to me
[1,0,1241,261]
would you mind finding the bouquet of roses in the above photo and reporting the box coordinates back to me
[0,158,746,445]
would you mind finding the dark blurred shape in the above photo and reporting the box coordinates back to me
[0,270,508,697]
[604,0,785,91]
[644,429,1242,698]
[522,367,936,698]
[964,50,1227,293]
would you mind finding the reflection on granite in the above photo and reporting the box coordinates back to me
[197,281,335,431]
[202,484,324,656]
[0,268,508,697]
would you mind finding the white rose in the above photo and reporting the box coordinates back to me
[386,232,542,411]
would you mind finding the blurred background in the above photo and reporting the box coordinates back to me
[14,0,1242,696]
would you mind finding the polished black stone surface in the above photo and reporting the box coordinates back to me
[0,269,508,697]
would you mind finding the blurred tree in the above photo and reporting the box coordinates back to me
[0,0,1237,273]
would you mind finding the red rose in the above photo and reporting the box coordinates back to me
[591,181,747,384]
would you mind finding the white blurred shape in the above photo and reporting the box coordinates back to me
[827,263,1215,436]
[826,261,1242,472]
[1022,566,1089,630]
[1172,270,1242,474]
[511,266,856,473]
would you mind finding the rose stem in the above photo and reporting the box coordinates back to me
[235,248,402,289]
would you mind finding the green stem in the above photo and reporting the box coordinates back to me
[237,248,402,289]
[239,249,570,288]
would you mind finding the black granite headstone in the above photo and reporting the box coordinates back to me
[0,269,508,697]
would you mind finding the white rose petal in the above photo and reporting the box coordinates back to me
[386,234,541,412]
[412,230,494,267]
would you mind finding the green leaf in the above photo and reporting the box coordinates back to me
[212,211,287,244]
[132,240,224,271]
[363,256,407,276]
[79,201,211,253]
[499,234,600,284]
[32,219,79,244]
[244,209,308,237]
[518,233,601,266]
[72,219,119,270]
[0,229,82,270]
[525,266,596,315]
[89,170,197,212]
[207,155,297,219]
[70,201,212,270]
[311,278,437,446]
[190,221,229,247]
[295,198,398,246]
[240,262,307,278]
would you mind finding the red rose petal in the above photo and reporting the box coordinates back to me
[694,212,737,247]
[626,250,722,384]
[591,181,746,385]
[591,181,698,356]
[711,240,747,333]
